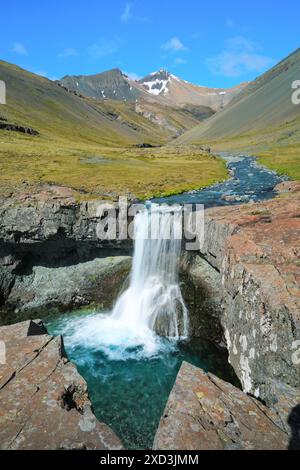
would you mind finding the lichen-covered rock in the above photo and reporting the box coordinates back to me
[199,189,300,405]
[0,186,132,320]
[154,362,289,450]
[1,256,131,322]
[0,320,123,450]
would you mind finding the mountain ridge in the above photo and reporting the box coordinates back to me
[58,68,247,135]
[59,68,247,111]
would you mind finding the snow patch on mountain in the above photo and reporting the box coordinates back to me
[140,70,176,96]
[143,78,170,95]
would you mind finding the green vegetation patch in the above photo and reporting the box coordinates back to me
[257,144,300,180]
[0,133,228,200]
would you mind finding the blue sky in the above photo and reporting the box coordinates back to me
[0,0,299,87]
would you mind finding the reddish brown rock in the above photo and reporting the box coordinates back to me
[154,362,289,450]
[275,181,300,194]
[199,190,300,405]
[0,320,123,450]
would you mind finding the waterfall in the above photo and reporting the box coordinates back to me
[111,204,189,339]
[56,205,189,360]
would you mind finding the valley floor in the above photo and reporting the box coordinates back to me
[0,133,227,200]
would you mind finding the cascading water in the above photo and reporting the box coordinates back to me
[111,204,189,340]
[54,204,189,360]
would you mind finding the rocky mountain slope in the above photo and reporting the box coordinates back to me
[179,48,300,143]
[61,68,142,102]
[138,70,246,111]
[60,68,245,112]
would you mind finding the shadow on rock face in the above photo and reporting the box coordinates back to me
[288,404,300,450]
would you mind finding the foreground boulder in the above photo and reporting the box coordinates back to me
[154,362,290,450]
[0,320,123,450]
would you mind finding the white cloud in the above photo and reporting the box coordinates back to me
[58,48,78,59]
[137,16,149,23]
[88,38,121,59]
[124,71,141,81]
[161,37,188,53]
[207,36,274,77]
[227,36,261,53]
[226,19,234,28]
[121,3,132,23]
[13,42,28,55]
[174,57,187,65]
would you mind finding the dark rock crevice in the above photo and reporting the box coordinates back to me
[60,384,86,414]
[288,405,300,450]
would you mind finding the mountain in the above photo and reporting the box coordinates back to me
[0,60,228,201]
[60,68,246,111]
[60,68,142,102]
[179,48,300,144]
[59,69,214,135]
[138,70,246,111]
[59,68,246,135]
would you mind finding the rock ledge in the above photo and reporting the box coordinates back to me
[0,320,123,450]
[154,362,290,450]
